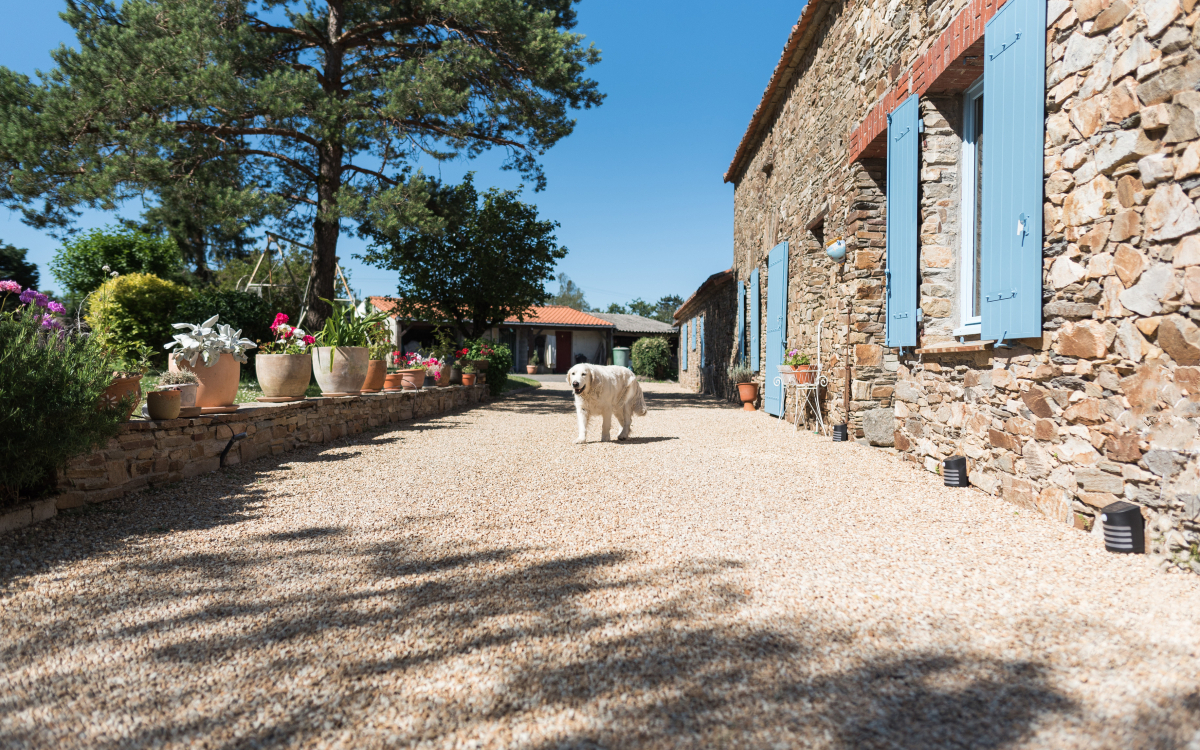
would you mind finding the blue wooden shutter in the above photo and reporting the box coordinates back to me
[763,242,789,416]
[981,0,1046,342]
[681,321,688,370]
[737,281,746,363]
[885,94,919,348]
[750,268,760,371]
[700,314,706,367]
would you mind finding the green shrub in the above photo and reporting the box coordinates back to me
[464,338,513,397]
[176,288,274,348]
[631,336,671,379]
[0,313,125,505]
[85,273,192,367]
[50,226,186,296]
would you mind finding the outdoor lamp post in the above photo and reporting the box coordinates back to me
[825,238,851,432]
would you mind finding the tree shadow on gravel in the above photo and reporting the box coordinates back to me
[0,526,1141,750]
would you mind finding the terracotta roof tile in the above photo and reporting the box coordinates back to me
[367,298,613,328]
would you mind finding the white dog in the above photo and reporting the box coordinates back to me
[567,363,648,443]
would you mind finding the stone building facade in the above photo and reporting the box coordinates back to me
[726,0,1200,571]
[676,270,737,398]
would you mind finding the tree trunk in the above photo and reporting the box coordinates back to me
[305,3,344,331]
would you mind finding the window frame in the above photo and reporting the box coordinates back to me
[956,76,985,337]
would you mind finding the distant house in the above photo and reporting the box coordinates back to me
[367,298,615,374]
[674,270,735,397]
[588,312,678,350]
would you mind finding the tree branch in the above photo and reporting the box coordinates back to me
[342,163,398,185]
[171,122,321,149]
[231,148,318,181]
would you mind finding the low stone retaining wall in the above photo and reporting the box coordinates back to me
[0,385,489,533]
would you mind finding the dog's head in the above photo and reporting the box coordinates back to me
[567,364,591,395]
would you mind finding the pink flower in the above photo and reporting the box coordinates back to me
[270,312,289,332]
[0,280,20,294]
[303,335,315,345]
[47,301,66,314]
[40,315,63,331]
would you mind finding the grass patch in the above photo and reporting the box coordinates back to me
[502,375,541,393]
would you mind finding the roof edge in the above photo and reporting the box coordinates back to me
[674,270,734,324]
[723,0,827,184]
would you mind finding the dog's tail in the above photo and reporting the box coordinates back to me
[632,380,648,416]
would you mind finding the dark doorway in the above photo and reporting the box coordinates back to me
[555,331,573,374]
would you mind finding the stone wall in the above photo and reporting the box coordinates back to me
[0,386,489,534]
[677,274,736,398]
[727,0,1200,571]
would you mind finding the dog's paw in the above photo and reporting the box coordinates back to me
[600,435,611,442]
[617,433,628,441]
[573,436,587,444]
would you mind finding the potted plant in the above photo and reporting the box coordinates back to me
[461,363,478,387]
[785,349,816,384]
[729,364,758,411]
[362,319,391,393]
[423,356,445,388]
[311,299,387,396]
[430,328,457,386]
[255,313,314,402]
[166,315,257,412]
[393,350,427,390]
[527,352,540,375]
[464,340,494,384]
[145,387,181,421]
[156,369,200,417]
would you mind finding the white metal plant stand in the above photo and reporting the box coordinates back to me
[772,316,830,435]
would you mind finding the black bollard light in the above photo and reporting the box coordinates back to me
[943,456,969,487]
[1101,501,1145,554]
[832,424,849,442]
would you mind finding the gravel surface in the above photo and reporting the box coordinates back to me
[2,380,1199,749]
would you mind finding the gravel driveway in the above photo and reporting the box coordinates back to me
[2,380,1199,749]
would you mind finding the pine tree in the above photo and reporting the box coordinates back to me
[0,0,601,327]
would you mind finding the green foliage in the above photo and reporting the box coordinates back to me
[359,175,568,337]
[631,336,672,380]
[549,273,588,311]
[175,289,274,349]
[84,273,192,368]
[1,0,602,327]
[50,227,185,297]
[315,298,389,350]
[0,312,124,505]
[366,320,392,361]
[596,295,682,323]
[650,296,685,324]
[211,241,320,325]
[727,364,756,384]
[0,241,39,289]
[464,338,512,397]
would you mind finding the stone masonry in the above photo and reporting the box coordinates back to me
[0,385,489,534]
[726,0,1200,572]
[676,270,737,399]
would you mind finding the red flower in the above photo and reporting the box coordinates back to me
[270,312,289,332]
[303,335,315,345]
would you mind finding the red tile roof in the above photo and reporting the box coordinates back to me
[368,298,613,328]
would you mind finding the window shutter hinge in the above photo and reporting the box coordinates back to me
[917,120,925,133]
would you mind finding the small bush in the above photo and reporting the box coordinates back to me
[176,289,274,348]
[85,273,192,367]
[464,338,513,397]
[631,336,671,379]
[0,313,125,505]
[51,226,186,297]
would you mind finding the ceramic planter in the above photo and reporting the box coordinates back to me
[737,382,759,412]
[383,372,406,392]
[170,351,240,411]
[99,375,142,421]
[396,368,424,390]
[793,364,817,384]
[461,373,477,387]
[526,365,538,375]
[361,359,387,393]
[146,389,181,420]
[160,383,200,417]
[436,365,452,387]
[311,346,369,396]
[256,353,312,402]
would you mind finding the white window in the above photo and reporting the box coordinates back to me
[957,77,984,336]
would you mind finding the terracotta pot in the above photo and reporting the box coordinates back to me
[383,372,406,392]
[170,351,241,408]
[146,389,181,420]
[361,359,386,393]
[396,368,424,390]
[737,382,759,412]
[526,365,538,375]
[256,353,312,400]
[461,373,477,387]
[99,375,142,421]
[437,365,452,387]
[311,346,369,395]
[793,364,817,384]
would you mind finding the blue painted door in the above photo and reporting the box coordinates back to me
[750,269,760,371]
[981,0,1046,342]
[764,242,789,416]
[885,94,919,349]
[681,321,688,370]
[737,281,746,363]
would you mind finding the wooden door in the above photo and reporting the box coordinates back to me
[555,331,573,374]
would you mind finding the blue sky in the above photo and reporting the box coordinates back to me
[0,2,804,310]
